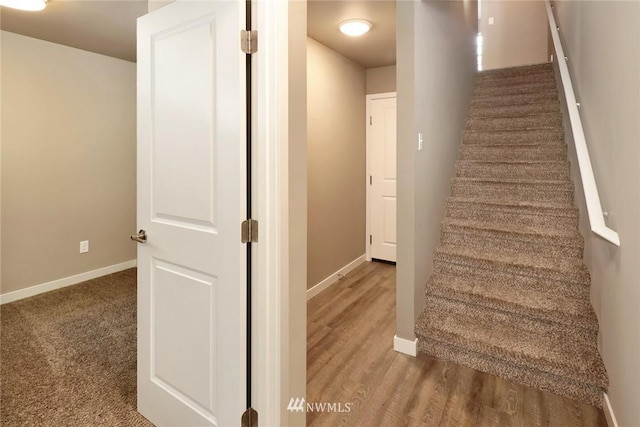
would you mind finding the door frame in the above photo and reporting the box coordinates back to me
[365,91,397,262]
[253,1,307,426]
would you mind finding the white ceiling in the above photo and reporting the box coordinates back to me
[308,0,396,69]
[0,0,395,68]
[0,0,147,62]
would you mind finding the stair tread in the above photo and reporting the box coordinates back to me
[442,218,581,240]
[457,159,569,165]
[473,87,557,97]
[416,296,607,388]
[426,273,597,329]
[447,196,577,211]
[452,177,572,185]
[435,245,588,278]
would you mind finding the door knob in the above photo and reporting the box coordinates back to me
[130,229,147,243]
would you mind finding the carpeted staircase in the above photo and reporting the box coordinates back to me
[414,62,608,407]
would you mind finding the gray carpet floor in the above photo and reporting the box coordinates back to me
[415,62,608,408]
[0,268,152,426]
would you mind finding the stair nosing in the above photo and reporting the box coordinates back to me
[441,218,582,240]
[435,245,588,279]
[426,275,596,330]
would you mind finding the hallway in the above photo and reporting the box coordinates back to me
[307,261,606,426]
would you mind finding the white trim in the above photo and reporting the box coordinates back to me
[393,335,418,357]
[306,255,366,300]
[253,0,289,425]
[603,393,619,427]
[365,92,397,261]
[545,1,620,247]
[0,259,137,305]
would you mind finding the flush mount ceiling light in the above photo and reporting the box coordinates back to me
[0,0,47,11]
[338,19,372,37]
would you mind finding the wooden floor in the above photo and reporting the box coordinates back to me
[307,261,607,427]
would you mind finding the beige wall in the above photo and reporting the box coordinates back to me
[554,2,640,425]
[285,2,308,425]
[307,37,366,289]
[1,31,136,295]
[396,0,478,340]
[366,65,396,94]
[480,0,549,70]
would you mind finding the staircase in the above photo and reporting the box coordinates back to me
[414,63,608,407]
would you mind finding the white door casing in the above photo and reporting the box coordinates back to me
[137,2,246,426]
[366,93,397,263]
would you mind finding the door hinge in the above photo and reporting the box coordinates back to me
[241,30,258,54]
[241,219,259,243]
[369,235,372,245]
[369,116,372,125]
[241,408,258,427]
[369,175,372,185]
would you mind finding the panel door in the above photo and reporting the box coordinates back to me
[370,96,397,262]
[136,2,246,425]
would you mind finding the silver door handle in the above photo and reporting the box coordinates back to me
[130,229,147,243]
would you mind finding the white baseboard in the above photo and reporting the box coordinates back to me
[394,335,418,357]
[603,393,619,427]
[306,254,366,300]
[0,260,137,305]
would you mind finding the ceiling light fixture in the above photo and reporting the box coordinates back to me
[0,0,47,11]
[338,19,372,37]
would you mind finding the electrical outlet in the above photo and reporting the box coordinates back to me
[80,240,89,254]
[488,17,494,25]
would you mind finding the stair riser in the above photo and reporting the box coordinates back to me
[474,82,557,98]
[459,146,567,162]
[455,162,570,180]
[466,115,563,131]
[415,337,604,408]
[475,72,555,88]
[440,228,583,259]
[471,91,558,108]
[469,102,560,118]
[463,129,564,145]
[426,284,596,333]
[451,181,574,203]
[445,202,579,230]
[478,64,554,79]
[434,252,589,285]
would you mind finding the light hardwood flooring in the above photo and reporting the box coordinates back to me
[307,261,607,427]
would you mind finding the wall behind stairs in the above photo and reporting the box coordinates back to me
[396,0,478,341]
[554,2,640,425]
[307,37,366,289]
[366,65,396,94]
[1,32,136,295]
[480,0,550,70]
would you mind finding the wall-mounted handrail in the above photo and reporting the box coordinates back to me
[545,0,620,246]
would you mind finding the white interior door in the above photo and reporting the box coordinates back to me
[136,2,246,425]
[368,94,397,262]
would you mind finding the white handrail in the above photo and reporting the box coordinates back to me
[545,1,620,246]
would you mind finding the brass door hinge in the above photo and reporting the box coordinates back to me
[241,408,258,427]
[241,219,259,243]
[241,30,258,54]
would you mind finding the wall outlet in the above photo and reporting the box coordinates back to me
[488,17,494,25]
[80,240,89,254]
